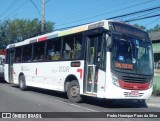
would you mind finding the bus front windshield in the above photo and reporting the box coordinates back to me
[111,34,153,75]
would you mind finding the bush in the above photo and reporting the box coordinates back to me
[152,85,160,96]
[152,76,160,97]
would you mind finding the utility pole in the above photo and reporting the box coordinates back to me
[41,0,45,34]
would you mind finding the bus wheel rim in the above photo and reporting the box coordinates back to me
[70,86,79,97]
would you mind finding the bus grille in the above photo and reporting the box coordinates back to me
[121,76,148,84]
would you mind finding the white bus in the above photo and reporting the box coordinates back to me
[5,20,154,102]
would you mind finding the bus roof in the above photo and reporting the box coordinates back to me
[6,19,147,49]
[6,20,115,49]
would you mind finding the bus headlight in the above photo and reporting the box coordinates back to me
[148,79,153,89]
[112,73,120,87]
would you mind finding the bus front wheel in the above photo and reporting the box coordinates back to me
[67,80,82,103]
[19,75,27,91]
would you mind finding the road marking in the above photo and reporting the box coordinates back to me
[3,83,160,110]
[0,83,97,112]
[52,98,98,112]
[147,103,160,108]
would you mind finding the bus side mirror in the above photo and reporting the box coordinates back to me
[106,34,112,48]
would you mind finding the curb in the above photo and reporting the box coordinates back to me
[146,96,160,108]
[147,103,160,108]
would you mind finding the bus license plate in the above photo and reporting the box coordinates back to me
[130,91,139,97]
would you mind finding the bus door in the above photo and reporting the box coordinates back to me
[85,34,103,93]
[8,49,14,83]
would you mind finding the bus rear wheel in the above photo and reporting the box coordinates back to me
[67,80,82,103]
[19,75,27,91]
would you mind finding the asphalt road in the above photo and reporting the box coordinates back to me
[0,81,159,121]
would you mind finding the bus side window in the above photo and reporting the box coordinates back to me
[33,42,45,62]
[62,33,82,60]
[22,45,32,62]
[46,38,61,61]
[15,47,22,63]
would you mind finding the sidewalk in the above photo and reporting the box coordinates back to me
[146,96,160,108]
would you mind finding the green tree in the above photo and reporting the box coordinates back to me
[147,24,160,32]
[0,18,54,45]
[0,20,10,46]
[133,24,146,30]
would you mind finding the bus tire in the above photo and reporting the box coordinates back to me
[67,80,82,103]
[19,75,27,91]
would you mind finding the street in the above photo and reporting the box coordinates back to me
[0,81,159,121]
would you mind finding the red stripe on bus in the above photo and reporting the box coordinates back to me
[38,36,48,42]
[119,80,150,90]
[77,69,82,79]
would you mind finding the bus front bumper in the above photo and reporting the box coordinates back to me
[105,84,153,100]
